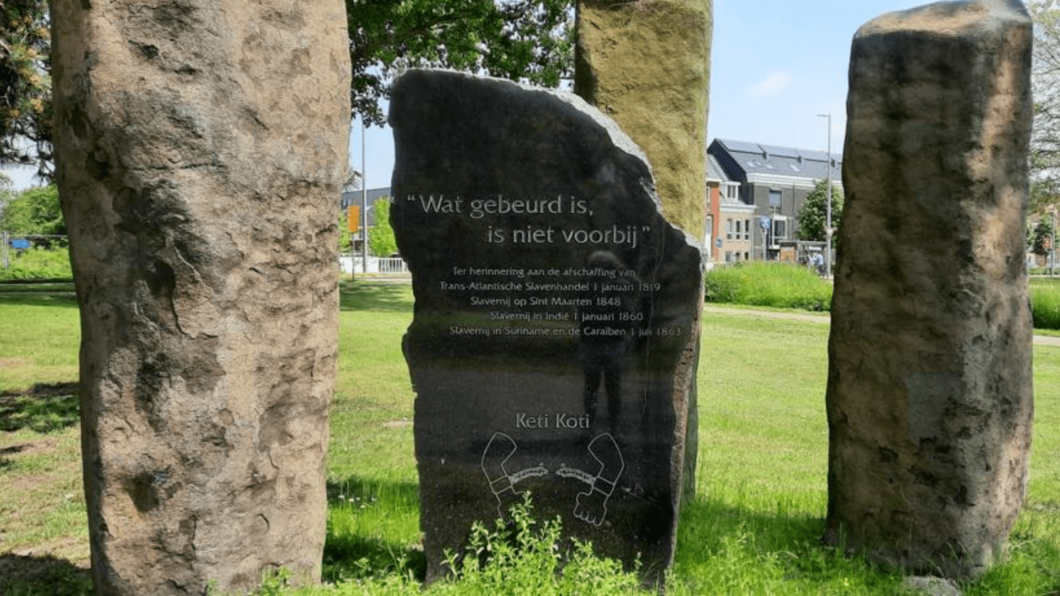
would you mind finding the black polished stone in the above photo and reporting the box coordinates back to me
[389,69,702,583]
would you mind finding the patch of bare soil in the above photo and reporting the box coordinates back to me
[0,358,32,370]
[0,437,58,458]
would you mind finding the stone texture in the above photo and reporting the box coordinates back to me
[826,0,1033,580]
[574,0,711,505]
[575,0,711,238]
[50,1,350,593]
[903,576,964,596]
[389,69,703,584]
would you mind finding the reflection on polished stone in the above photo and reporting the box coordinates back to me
[390,69,702,584]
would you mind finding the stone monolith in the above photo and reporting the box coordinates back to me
[50,1,350,593]
[390,69,703,584]
[827,0,1033,580]
[574,0,712,506]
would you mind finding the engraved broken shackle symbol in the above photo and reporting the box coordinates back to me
[481,432,625,526]
[481,432,548,518]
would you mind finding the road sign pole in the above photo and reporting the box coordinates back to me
[760,216,770,262]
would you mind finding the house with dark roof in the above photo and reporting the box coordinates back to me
[341,187,392,223]
[341,187,392,252]
[706,155,754,265]
[708,139,841,260]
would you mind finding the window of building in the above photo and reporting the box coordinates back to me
[744,219,751,240]
[735,220,742,238]
[725,184,738,200]
[726,219,733,240]
[773,218,787,241]
[769,189,782,207]
[725,252,734,263]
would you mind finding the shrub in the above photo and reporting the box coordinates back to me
[436,498,647,595]
[1031,279,1060,330]
[0,246,73,281]
[331,498,650,596]
[704,262,832,311]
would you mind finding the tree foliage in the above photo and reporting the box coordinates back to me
[368,198,397,256]
[1031,215,1056,257]
[1,0,574,179]
[348,0,574,126]
[1030,0,1060,213]
[0,184,63,234]
[338,210,353,253]
[0,0,51,177]
[796,180,844,242]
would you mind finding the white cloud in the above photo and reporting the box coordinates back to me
[747,71,793,98]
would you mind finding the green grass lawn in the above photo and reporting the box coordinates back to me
[1,280,1058,594]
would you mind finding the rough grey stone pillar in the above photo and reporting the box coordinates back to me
[826,0,1033,580]
[50,1,350,593]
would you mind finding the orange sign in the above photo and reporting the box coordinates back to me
[347,205,359,233]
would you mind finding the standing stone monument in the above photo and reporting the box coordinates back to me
[50,1,350,593]
[827,0,1034,579]
[390,70,702,582]
[574,0,712,502]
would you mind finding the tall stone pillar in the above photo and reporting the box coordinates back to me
[827,0,1033,580]
[575,0,711,238]
[574,1,712,514]
[50,1,350,593]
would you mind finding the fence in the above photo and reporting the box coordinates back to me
[338,254,409,275]
[2,232,69,269]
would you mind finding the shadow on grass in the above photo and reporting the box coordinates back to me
[0,554,91,595]
[672,496,884,590]
[0,382,80,434]
[0,288,77,308]
[339,279,414,313]
[323,475,426,583]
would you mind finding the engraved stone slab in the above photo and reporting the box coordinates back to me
[389,70,702,582]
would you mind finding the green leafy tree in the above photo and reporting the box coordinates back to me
[0,170,12,202]
[338,209,353,253]
[1032,217,1056,257]
[1029,0,1060,214]
[368,198,397,256]
[0,183,62,234]
[796,180,844,242]
[1,0,52,177]
[347,0,573,126]
[1,1,573,178]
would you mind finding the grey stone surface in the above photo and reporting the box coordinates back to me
[50,1,350,593]
[389,69,702,584]
[574,0,711,506]
[826,0,1034,580]
[903,576,964,596]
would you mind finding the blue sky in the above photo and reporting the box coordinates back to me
[3,0,939,191]
[356,0,930,190]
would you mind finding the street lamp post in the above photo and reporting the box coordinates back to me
[1050,205,1058,277]
[361,117,369,274]
[817,114,833,278]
